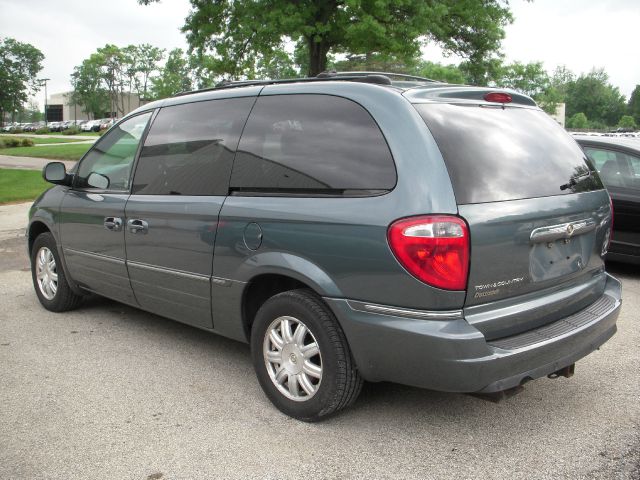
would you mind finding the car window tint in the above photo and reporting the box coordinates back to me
[76,112,152,190]
[133,97,255,195]
[414,104,603,204]
[585,146,640,190]
[230,94,396,193]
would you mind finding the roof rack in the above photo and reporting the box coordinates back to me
[174,71,436,98]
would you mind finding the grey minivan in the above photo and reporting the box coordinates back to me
[29,72,621,421]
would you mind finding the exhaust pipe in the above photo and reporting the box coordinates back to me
[548,363,575,379]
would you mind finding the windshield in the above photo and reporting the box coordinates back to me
[414,104,603,204]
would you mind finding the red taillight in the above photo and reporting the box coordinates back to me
[484,92,512,103]
[387,215,469,290]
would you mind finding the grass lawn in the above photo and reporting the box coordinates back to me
[0,143,91,161]
[76,132,101,137]
[0,168,50,204]
[0,135,86,144]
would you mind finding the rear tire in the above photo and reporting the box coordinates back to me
[31,232,82,312]
[250,289,362,421]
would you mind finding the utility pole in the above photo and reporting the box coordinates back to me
[38,78,50,126]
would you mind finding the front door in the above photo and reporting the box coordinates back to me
[124,96,255,328]
[60,111,153,304]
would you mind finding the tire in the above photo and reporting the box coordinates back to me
[250,289,363,421]
[31,232,82,312]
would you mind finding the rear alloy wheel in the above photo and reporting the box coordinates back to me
[263,315,323,401]
[251,289,362,421]
[31,232,82,312]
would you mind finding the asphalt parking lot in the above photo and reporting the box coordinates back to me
[0,219,638,479]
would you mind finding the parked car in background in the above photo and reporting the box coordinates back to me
[29,73,620,421]
[80,120,101,132]
[100,118,116,131]
[575,135,640,264]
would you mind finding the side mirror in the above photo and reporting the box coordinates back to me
[87,172,110,189]
[42,162,68,185]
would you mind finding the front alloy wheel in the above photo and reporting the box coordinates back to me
[35,246,58,300]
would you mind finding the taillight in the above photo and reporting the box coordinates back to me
[484,92,512,103]
[387,215,469,290]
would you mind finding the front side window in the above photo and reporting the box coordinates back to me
[584,146,640,190]
[132,97,254,195]
[230,94,396,194]
[75,112,152,190]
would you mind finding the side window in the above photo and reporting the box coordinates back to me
[231,94,396,194]
[132,97,255,195]
[585,147,640,189]
[75,112,152,190]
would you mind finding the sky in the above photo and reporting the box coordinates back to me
[1,0,638,108]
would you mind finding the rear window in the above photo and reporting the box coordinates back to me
[414,104,603,204]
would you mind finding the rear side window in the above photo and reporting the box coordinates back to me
[230,94,396,195]
[584,146,640,190]
[133,97,254,195]
[414,104,603,204]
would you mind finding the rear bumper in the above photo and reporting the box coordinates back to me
[325,273,621,393]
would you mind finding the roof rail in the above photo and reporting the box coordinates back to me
[321,71,437,83]
[173,72,412,97]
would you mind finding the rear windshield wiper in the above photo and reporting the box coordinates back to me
[560,170,592,191]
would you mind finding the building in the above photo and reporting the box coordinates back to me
[46,91,145,122]
[550,103,566,127]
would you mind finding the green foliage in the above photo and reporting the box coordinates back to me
[0,37,44,127]
[21,138,34,147]
[150,49,194,99]
[564,69,626,127]
[0,168,50,204]
[0,137,21,148]
[567,112,589,129]
[618,115,637,130]
[173,0,513,80]
[35,127,51,134]
[71,43,165,118]
[62,126,81,135]
[628,85,640,125]
[414,61,467,84]
[496,61,549,97]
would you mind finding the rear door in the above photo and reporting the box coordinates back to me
[124,96,255,329]
[414,103,612,339]
[60,111,153,305]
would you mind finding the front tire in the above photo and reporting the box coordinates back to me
[250,289,362,421]
[31,232,82,312]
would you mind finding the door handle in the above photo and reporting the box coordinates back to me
[127,219,149,234]
[104,217,123,231]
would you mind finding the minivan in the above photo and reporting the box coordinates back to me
[29,72,621,421]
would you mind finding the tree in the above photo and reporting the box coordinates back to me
[618,115,637,130]
[150,48,194,99]
[496,61,550,98]
[628,85,640,126]
[567,112,588,129]
[414,61,467,84]
[0,37,44,126]
[564,69,626,127]
[141,0,513,80]
[70,56,110,119]
[135,44,165,100]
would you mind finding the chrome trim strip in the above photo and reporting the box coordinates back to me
[64,248,125,265]
[530,219,596,244]
[346,300,463,320]
[126,260,209,282]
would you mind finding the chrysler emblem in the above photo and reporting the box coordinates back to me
[566,224,575,236]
